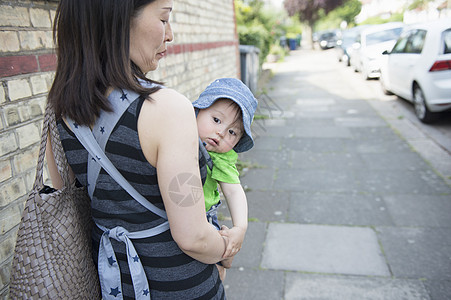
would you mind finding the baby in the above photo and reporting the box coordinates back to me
[193,78,258,280]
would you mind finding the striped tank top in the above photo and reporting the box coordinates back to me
[57,95,225,299]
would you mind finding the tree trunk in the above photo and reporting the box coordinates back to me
[302,22,314,50]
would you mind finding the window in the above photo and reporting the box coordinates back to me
[443,29,451,54]
[391,35,409,53]
[405,30,426,54]
[366,27,403,46]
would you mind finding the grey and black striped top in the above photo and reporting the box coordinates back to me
[57,95,225,299]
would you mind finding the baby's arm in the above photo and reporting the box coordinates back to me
[218,182,248,258]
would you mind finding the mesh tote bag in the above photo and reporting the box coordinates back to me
[9,104,100,299]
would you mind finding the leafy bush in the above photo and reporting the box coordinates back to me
[235,0,288,66]
[238,23,271,65]
[267,43,288,62]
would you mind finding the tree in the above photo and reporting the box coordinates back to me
[284,0,344,48]
[316,0,362,30]
[331,0,362,27]
[235,0,287,65]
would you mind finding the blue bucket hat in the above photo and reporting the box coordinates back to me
[193,78,258,153]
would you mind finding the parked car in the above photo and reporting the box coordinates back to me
[350,22,404,79]
[380,18,451,123]
[318,30,340,50]
[335,25,372,66]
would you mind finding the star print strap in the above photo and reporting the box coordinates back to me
[67,119,168,219]
[85,88,137,199]
[96,224,169,300]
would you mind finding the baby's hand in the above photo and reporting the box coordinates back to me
[219,225,246,258]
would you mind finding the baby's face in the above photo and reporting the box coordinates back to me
[197,99,243,153]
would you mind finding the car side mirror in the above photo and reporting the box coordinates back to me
[382,50,390,55]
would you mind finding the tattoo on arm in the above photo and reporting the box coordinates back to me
[168,173,203,207]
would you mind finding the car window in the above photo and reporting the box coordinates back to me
[405,29,426,54]
[391,35,409,53]
[443,28,451,54]
[366,27,403,46]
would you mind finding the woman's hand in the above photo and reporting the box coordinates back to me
[219,225,246,258]
[220,256,234,269]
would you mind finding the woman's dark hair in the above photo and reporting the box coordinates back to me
[48,0,161,125]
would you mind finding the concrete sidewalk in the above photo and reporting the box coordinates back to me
[220,49,451,300]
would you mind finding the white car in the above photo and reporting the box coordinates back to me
[350,22,404,79]
[380,18,451,123]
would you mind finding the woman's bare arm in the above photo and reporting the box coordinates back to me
[138,88,226,264]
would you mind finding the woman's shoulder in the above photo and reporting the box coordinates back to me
[141,88,196,124]
[152,88,191,106]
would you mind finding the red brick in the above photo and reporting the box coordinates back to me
[0,55,38,78]
[38,53,57,72]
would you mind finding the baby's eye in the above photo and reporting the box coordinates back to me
[229,129,236,136]
[213,117,220,124]
[161,19,168,24]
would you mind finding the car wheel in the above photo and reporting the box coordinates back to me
[413,85,437,123]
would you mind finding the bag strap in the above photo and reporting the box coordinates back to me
[34,103,72,191]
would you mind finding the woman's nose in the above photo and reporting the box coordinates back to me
[165,23,174,43]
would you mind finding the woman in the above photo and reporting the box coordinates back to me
[46,0,230,298]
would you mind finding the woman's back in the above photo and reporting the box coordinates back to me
[58,94,225,299]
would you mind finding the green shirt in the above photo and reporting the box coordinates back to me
[203,149,240,211]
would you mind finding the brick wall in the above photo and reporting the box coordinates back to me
[0,0,239,298]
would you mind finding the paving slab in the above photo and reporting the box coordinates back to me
[281,137,351,153]
[291,151,366,170]
[360,152,431,170]
[262,223,390,276]
[240,149,291,169]
[294,125,353,139]
[284,274,430,300]
[288,192,393,226]
[240,168,275,191]
[423,280,451,300]
[356,169,451,195]
[275,169,362,193]
[335,116,387,127]
[246,136,282,151]
[287,117,337,128]
[246,190,289,222]
[223,268,285,300]
[383,195,451,227]
[376,227,451,280]
[349,127,402,141]
[352,139,412,154]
